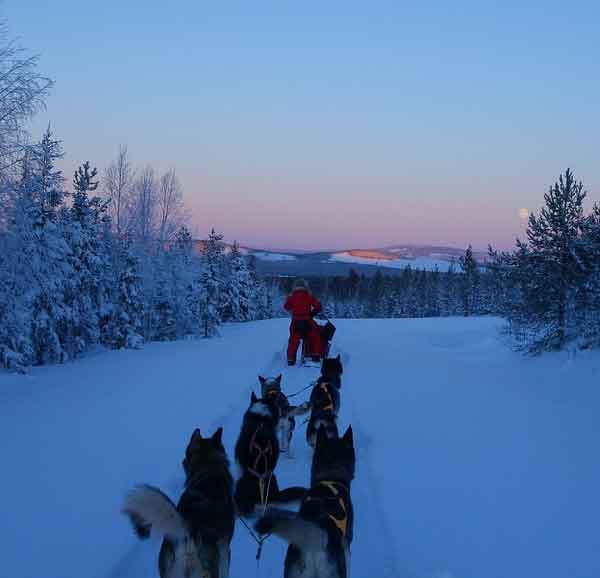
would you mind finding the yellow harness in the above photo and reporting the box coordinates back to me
[305,480,349,539]
[317,382,335,413]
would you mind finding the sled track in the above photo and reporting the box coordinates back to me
[342,351,403,578]
[106,344,402,578]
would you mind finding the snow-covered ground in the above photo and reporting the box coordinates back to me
[329,251,455,272]
[2,318,599,578]
[248,250,298,262]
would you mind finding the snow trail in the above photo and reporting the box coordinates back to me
[3,317,600,578]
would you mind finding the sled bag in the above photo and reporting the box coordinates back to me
[293,319,311,338]
[321,321,336,342]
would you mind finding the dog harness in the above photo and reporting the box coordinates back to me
[248,424,274,506]
[304,480,349,539]
[316,382,335,413]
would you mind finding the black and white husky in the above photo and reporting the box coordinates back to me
[255,425,355,578]
[306,356,343,448]
[122,428,235,578]
[234,391,306,516]
[259,375,310,453]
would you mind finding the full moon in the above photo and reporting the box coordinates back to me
[519,208,529,220]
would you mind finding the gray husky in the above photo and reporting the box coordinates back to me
[259,374,310,453]
[122,428,235,578]
[255,425,355,578]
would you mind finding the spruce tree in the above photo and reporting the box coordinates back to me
[520,169,586,350]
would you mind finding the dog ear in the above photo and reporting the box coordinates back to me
[190,428,202,442]
[342,425,354,448]
[316,424,328,448]
[336,354,341,361]
[275,374,282,386]
[212,427,223,445]
[251,391,259,404]
[258,376,266,385]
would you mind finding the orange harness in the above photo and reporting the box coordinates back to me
[305,480,349,539]
[316,382,335,413]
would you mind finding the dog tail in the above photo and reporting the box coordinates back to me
[255,508,327,549]
[122,485,188,542]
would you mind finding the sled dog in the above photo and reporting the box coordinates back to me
[122,428,235,578]
[306,356,343,447]
[234,391,305,516]
[259,374,310,453]
[256,425,355,578]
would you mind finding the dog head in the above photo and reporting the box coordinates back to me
[258,374,282,398]
[321,355,343,381]
[247,391,279,423]
[312,425,355,485]
[182,427,227,479]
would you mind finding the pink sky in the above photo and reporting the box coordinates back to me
[186,185,530,252]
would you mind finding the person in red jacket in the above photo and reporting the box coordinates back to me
[284,279,323,365]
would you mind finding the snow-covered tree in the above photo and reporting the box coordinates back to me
[503,169,587,351]
[459,245,480,317]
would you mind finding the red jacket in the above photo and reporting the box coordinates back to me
[284,289,321,320]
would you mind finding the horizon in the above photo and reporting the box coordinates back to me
[6,1,599,252]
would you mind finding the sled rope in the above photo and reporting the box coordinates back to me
[238,515,271,561]
[243,425,276,564]
[239,469,273,564]
[286,380,318,398]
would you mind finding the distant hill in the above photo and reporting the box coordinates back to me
[238,244,488,277]
[177,240,486,276]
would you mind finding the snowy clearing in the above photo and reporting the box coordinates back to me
[2,318,599,578]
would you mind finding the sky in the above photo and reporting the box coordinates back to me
[4,1,599,251]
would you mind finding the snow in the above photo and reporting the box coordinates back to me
[2,317,599,578]
[249,250,298,262]
[329,251,455,272]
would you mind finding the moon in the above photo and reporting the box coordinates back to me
[519,208,529,220]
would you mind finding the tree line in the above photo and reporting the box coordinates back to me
[277,169,600,355]
[0,128,276,371]
[0,25,279,371]
[277,245,493,320]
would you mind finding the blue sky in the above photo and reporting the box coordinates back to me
[5,1,599,249]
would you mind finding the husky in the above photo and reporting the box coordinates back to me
[306,408,339,449]
[310,356,343,413]
[234,392,306,516]
[255,425,355,578]
[122,428,235,578]
[306,356,343,447]
[259,375,310,453]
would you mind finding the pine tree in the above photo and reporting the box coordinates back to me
[199,229,225,334]
[62,161,111,357]
[30,126,66,222]
[104,240,144,349]
[459,245,479,317]
[572,203,600,347]
[511,169,587,350]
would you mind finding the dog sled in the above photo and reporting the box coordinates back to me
[300,319,336,367]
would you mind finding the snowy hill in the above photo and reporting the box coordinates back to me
[177,241,485,276]
[240,244,488,276]
[2,318,599,578]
